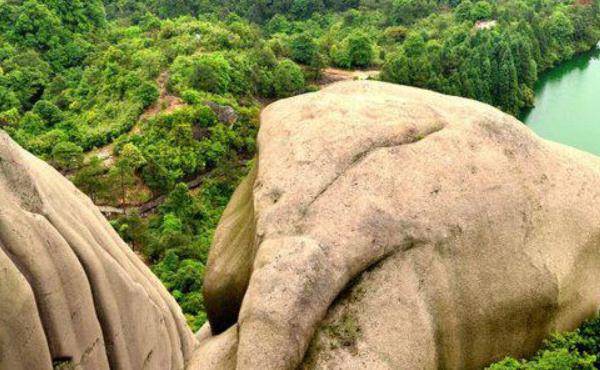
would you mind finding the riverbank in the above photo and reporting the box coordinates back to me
[522,43,600,155]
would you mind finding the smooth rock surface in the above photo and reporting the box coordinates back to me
[199,80,600,369]
[0,131,195,370]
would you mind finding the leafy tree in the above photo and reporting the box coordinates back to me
[454,0,474,22]
[381,51,410,84]
[152,249,207,330]
[390,0,436,25]
[113,210,148,251]
[290,33,320,65]
[111,143,146,207]
[1,50,51,110]
[0,108,19,127]
[331,31,376,68]
[493,40,520,114]
[273,59,305,98]
[9,0,63,50]
[547,11,575,43]
[290,0,324,19]
[51,141,83,171]
[346,31,375,68]
[73,156,108,202]
[0,86,20,112]
[27,129,68,156]
[136,82,159,108]
[160,183,199,224]
[265,14,292,34]
[190,54,232,94]
[330,42,352,68]
[471,1,493,22]
[44,0,106,32]
[32,100,63,125]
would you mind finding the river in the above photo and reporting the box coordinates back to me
[522,44,600,155]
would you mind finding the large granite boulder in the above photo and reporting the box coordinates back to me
[0,131,195,370]
[198,81,600,369]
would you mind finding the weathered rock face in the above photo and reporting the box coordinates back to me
[0,132,195,370]
[198,81,600,369]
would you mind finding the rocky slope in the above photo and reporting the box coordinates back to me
[0,132,195,369]
[3,80,600,370]
[197,81,600,369]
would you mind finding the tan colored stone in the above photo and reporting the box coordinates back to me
[0,131,195,370]
[200,81,600,369]
[204,163,258,335]
[189,326,238,370]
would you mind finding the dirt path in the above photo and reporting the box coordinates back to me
[96,68,380,217]
[140,71,186,120]
[318,68,380,87]
[86,143,116,166]
[86,71,186,166]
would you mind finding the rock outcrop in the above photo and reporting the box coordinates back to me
[0,131,195,370]
[198,81,600,369]
[4,80,600,370]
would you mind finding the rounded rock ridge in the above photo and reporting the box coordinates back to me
[199,80,600,370]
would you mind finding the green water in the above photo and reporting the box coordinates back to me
[522,44,600,155]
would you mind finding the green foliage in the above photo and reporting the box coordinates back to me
[33,100,63,126]
[273,59,306,98]
[346,31,375,68]
[471,1,493,21]
[381,0,600,115]
[9,0,63,50]
[455,0,493,22]
[323,312,361,348]
[136,82,159,108]
[51,141,83,170]
[131,105,247,193]
[190,54,232,95]
[107,142,146,206]
[0,86,20,112]
[119,166,248,330]
[0,107,20,126]
[72,156,109,202]
[488,315,600,369]
[290,33,320,65]
[153,250,206,330]
[390,0,437,25]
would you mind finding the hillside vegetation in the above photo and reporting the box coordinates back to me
[0,0,599,362]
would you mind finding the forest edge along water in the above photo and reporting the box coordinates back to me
[522,43,600,156]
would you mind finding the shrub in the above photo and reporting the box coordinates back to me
[273,59,305,98]
[488,315,600,369]
[32,100,63,126]
[346,31,374,68]
[290,33,319,65]
[190,54,232,94]
[0,107,20,126]
[0,86,20,112]
[51,141,84,170]
[182,89,202,105]
[136,81,159,108]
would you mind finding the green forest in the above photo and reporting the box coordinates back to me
[0,0,599,367]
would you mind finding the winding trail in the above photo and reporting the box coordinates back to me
[140,71,185,120]
[95,68,380,218]
[318,68,380,87]
[85,71,186,167]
